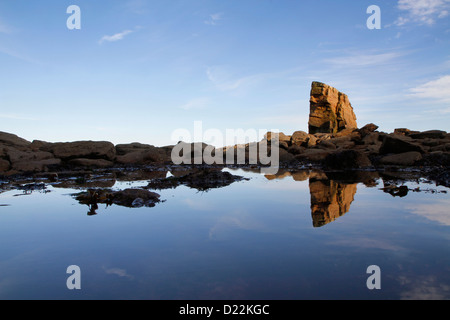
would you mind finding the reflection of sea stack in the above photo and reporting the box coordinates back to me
[309,178,357,227]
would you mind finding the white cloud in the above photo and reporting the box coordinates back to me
[409,75,450,103]
[406,199,450,226]
[204,13,223,25]
[99,30,133,44]
[396,0,450,26]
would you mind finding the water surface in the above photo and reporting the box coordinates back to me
[0,168,449,300]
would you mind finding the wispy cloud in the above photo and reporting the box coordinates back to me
[395,0,450,26]
[99,29,134,44]
[409,75,450,103]
[206,66,270,92]
[204,13,223,25]
[103,266,134,279]
[179,97,210,110]
[0,113,38,121]
[0,46,40,64]
[325,52,404,67]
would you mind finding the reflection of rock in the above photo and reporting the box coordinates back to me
[264,170,311,181]
[381,185,409,197]
[75,188,161,214]
[146,169,248,191]
[309,178,357,227]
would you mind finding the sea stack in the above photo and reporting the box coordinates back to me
[308,81,358,134]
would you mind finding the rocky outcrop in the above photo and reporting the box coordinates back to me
[39,141,116,161]
[309,82,357,134]
[0,82,449,178]
[115,143,172,165]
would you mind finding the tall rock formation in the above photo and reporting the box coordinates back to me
[309,81,358,134]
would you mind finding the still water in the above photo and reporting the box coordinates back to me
[0,168,449,300]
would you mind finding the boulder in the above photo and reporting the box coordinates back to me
[379,152,422,166]
[358,123,379,138]
[0,131,31,148]
[295,149,332,162]
[6,148,54,164]
[379,135,424,154]
[287,145,305,155]
[317,140,337,150]
[41,141,116,161]
[409,130,447,140]
[393,128,419,136]
[279,148,296,163]
[291,131,309,146]
[115,142,154,155]
[115,143,169,165]
[306,134,318,147]
[329,135,356,150]
[430,143,450,152]
[309,82,357,134]
[324,150,372,170]
[265,132,291,143]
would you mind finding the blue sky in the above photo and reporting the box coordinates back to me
[0,0,449,146]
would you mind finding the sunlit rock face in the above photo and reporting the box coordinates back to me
[309,178,357,227]
[309,82,358,134]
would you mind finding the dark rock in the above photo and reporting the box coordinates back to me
[420,151,450,167]
[409,130,447,139]
[41,141,116,161]
[324,150,372,169]
[379,152,422,166]
[295,149,332,163]
[287,145,305,155]
[379,135,424,154]
[12,158,62,173]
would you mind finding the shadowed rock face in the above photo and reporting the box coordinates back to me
[309,82,358,134]
[309,178,357,228]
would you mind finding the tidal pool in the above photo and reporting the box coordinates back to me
[0,168,449,300]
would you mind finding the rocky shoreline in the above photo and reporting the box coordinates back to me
[1,82,449,187]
